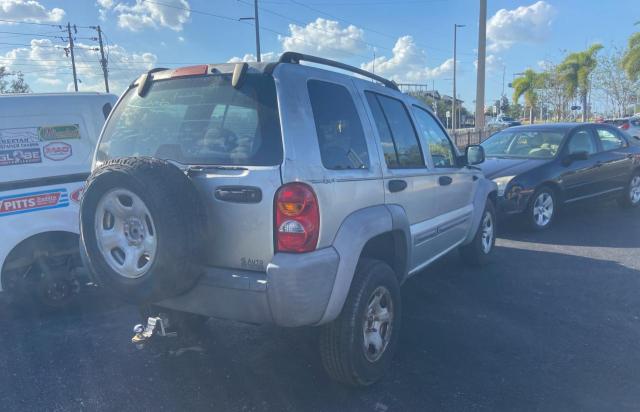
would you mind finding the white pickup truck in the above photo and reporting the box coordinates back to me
[0,92,117,307]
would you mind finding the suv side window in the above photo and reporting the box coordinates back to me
[365,92,424,168]
[595,127,626,151]
[307,80,369,170]
[567,129,597,155]
[412,106,456,168]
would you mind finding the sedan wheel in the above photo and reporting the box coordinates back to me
[630,175,640,205]
[529,189,555,230]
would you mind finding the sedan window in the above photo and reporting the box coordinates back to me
[482,130,564,159]
[595,128,625,151]
[567,130,597,155]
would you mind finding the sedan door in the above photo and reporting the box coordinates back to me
[558,127,601,202]
[593,126,634,194]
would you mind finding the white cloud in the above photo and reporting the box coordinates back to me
[475,54,504,74]
[0,0,65,23]
[487,1,555,52]
[279,18,365,59]
[1,38,157,94]
[177,36,185,42]
[99,0,190,32]
[227,52,279,63]
[361,36,453,83]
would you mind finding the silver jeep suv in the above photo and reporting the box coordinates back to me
[80,52,498,386]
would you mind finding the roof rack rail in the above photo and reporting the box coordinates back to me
[279,52,399,91]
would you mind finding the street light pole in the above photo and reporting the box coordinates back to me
[452,23,465,131]
[475,0,487,130]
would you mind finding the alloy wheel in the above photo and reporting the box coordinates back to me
[362,286,394,363]
[533,191,554,228]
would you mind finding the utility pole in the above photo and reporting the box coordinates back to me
[475,0,487,130]
[240,0,261,62]
[452,23,465,131]
[96,25,109,93]
[254,0,261,62]
[67,22,78,92]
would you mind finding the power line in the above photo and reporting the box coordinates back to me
[0,18,64,27]
[0,30,65,39]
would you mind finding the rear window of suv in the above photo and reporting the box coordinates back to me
[96,73,283,166]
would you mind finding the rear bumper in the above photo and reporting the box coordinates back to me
[155,247,340,327]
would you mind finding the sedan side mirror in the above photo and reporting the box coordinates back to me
[564,150,589,165]
[466,145,485,166]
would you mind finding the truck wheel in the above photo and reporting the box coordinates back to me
[618,172,640,208]
[460,200,496,266]
[319,259,401,386]
[80,157,205,304]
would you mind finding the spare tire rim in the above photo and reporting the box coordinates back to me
[95,188,157,279]
[362,286,394,363]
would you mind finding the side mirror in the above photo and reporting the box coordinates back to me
[564,150,589,164]
[466,145,485,165]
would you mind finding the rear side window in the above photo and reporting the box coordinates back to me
[307,80,369,170]
[595,127,625,151]
[97,74,282,166]
[567,129,597,155]
[365,92,424,168]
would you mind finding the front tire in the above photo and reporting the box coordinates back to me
[319,259,401,386]
[618,172,640,208]
[460,200,496,266]
[526,186,556,231]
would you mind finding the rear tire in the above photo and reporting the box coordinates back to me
[319,259,401,386]
[618,171,640,208]
[460,200,496,266]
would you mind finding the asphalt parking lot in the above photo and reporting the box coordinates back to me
[1,199,639,412]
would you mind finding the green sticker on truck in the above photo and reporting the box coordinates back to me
[38,124,81,141]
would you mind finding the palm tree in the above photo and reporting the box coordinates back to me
[558,44,603,122]
[512,69,541,124]
[621,32,640,82]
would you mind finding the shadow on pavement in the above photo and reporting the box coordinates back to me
[499,198,640,249]
[1,244,640,411]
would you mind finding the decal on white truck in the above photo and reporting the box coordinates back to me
[0,188,69,217]
[38,124,81,140]
[43,142,72,161]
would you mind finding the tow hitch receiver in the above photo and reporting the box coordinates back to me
[131,315,177,349]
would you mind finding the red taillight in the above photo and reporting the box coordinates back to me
[275,183,319,253]
[620,122,630,130]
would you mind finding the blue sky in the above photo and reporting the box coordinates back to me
[1,0,639,110]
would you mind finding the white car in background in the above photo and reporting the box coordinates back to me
[604,117,640,139]
[0,92,117,308]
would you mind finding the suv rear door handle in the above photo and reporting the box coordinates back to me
[438,176,453,186]
[388,179,407,193]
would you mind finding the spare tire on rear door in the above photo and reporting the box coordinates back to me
[80,157,205,303]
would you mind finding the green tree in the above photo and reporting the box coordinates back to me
[558,44,603,122]
[512,69,541,124]
[0,66,31,93]
[621,31,640,82]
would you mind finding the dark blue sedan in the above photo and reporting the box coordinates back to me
[480,123,640,230]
